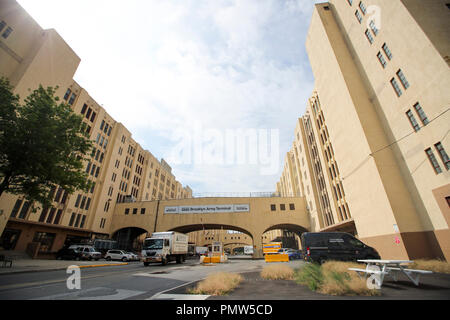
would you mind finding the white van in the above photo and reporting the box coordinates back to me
[68,245,101,261]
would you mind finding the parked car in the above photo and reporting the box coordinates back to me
[301,232,380,264]
[276,248,303,260]
[56,248,83,261]
[127,252,140,261]
[105,250,133,262]
[68,245,102,261]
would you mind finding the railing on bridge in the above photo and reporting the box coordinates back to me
[116,192,302,203]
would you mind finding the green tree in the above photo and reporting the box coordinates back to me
[0,78,93,209]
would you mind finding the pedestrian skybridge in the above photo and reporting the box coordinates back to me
[110,196,310,258]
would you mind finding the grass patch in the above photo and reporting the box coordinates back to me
[260,264,294,280]
[410,259,450,274]
[187,272,243,296]
[294,261,381,296]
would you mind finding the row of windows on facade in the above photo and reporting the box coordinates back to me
[426,142,450,174]
[124,208,146,215]
[270,203,295,211]
[348,1,413,100]
[348,3,449,176]
[0,20,13,39]
[68,212,86,229]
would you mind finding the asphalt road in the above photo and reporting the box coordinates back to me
[0,261,191,300]
[0,257,293,300]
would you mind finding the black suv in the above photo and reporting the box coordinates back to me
[301,232,380,264]
[56,248,83,261]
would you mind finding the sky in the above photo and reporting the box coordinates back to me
[17,0,320,195]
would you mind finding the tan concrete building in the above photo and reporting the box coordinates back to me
[278,1,450,260]
[0,0,192,256]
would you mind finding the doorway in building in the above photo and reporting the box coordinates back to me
[0,229,22,250]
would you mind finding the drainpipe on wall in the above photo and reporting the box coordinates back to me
[153,200,160,233]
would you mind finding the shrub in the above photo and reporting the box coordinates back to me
[410,259,450,274]
[294,263,324,291]
[295,261,381,296]
[188,272,243,296]
[260,264,294,280]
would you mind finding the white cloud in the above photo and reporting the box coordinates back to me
[17,0,317,193]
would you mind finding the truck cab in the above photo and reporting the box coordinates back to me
[141,232,188,266]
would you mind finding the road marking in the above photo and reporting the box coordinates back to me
[32,287,145,300]
[151,294,210,300]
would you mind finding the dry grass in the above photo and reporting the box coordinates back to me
[187,272,243,296]
[294,261,381,296]
[319,261,380,296]
[260,264,295,280]
[410,259,450,274]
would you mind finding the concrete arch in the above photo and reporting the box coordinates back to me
[110,225,151,237]
[263,223,309,237]
[112,226,150,251]
[169,224,253,239]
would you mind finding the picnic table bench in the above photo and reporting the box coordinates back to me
[348,260,433,287]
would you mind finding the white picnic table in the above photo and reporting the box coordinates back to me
[348,259,433,287]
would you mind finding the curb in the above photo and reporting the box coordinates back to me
[69,263,128,269]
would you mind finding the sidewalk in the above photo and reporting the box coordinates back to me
[0,258,128,275]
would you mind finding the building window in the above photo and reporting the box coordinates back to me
[133,208,138,215]
[68,93,76,105]
[69,213,76,226]
[2,27,13,39]
[369,20,379,36]
[125,208,130,215]
[435,142,450,170]
[359,1,367,15]
[413,103,429,125]
[289,203,295,210]
[18,201,31,219]
[0,21,6,33]
[10,199,23,218]
[347,0,353,5]
[390,78,403,97]
[280,204,286,211]
[64,89,72,101]
[80,215,86,228]
[446,196,450,208]
[355,10,362,23]
[377,52,387,68]
[406,110,420,132]
[365,29,374,44]
[270,204,276,211]
[396,69,410,89]
[382,43,393,60]
[54,209,62,224]
[39,207,49,222]
[425,148,442,174]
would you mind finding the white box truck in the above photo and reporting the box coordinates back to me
[244,246,254,255]
[141,231,188,266]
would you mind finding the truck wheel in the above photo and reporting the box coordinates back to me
[176,256,181,264]
[143,262,149,266]
[162,258,167,266]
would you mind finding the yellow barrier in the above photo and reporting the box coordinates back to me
[201,255,227,264]
[264,254,289,263]
[203,256,221,263]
